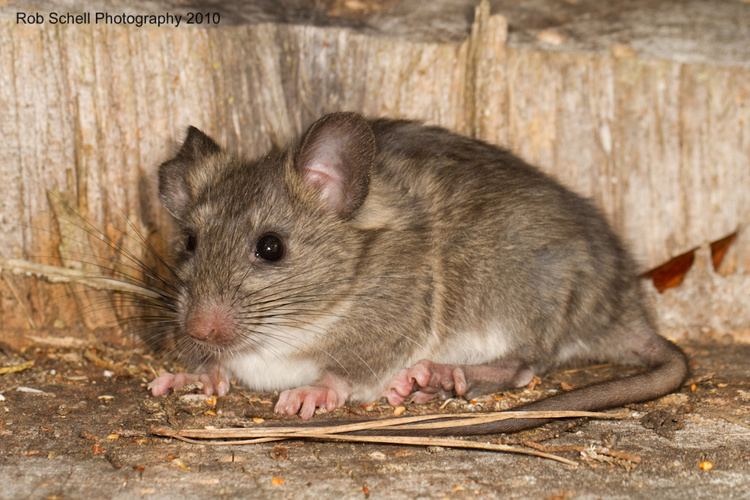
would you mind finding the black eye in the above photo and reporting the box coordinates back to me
[255,233,284,262]
[185,232,197,253]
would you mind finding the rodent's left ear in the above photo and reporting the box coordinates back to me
[159,126,222,220]
[295,112,375,218]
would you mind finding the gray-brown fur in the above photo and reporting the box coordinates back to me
[157,112,688,434]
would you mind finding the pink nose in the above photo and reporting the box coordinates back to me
[185,303,235,344]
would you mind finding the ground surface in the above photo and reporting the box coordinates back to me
[0,339,748,499]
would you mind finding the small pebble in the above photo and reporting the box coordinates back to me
[16,387,44,394]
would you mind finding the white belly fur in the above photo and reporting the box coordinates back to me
[222,309,348,392]
[420,321,513,366]
[226,348,321,392]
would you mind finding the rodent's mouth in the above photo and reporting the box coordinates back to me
[183,333,238,358]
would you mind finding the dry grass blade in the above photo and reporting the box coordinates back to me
[0,360,35,375]
[385,410,630,431]
[153,428,578,466]
[150,409,631,466]
[151,409,628,439]
[0,257,160,299]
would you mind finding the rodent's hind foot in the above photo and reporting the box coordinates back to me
[384,360,468,406]
[274,373,352,420]
[148,367,230,397]
[383,358,535,406]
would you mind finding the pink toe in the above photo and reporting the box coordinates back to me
[386,390,405,406]
[216,380,229,397]
[411,363,431,387]
[300,394,317,420]
[325,390,338,410]
[198,374,213,395]
[148,374,174,396]
[453,367,468,395]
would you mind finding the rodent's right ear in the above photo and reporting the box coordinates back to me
[294,112,375,218]
[158,126,221,219]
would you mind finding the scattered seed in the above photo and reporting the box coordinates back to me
[98,395,115,401]
[393,406,406,416]
[560,382,574,391]
[180,394,210,404]
[106,433,120,441]
[252,417,265,424]
[172,458,190,471]
[271,476,285,486]
[270,444,289,461]
[368,451,387,461]
[699,460,714,471]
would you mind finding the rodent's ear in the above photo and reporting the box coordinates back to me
[296,112,375,218]
[158,126,221,219]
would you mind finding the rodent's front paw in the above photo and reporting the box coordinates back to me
[148,368,230,397]
[274,374,352,420]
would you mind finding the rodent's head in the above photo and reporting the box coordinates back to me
[158,112,375,363]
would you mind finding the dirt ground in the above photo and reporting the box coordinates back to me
[0,339,748,499]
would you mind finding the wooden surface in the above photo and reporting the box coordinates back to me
[0,0,748,339]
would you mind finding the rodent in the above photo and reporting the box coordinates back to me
[147,111,688,435]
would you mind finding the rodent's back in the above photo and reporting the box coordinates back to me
[368,118,646,369]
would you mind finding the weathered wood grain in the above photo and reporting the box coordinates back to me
[0,1,748,342]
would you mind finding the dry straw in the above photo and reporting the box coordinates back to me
[152,409,631,466]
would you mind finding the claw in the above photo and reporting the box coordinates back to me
[148,367,230,397]
[274,374,351,419]
[383,360,470,405]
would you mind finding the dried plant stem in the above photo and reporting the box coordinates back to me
[154,410,628,439]
[157,430,578,466]
[0,360,34,375]
[151,409,631,466]
[0,257,160,299]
